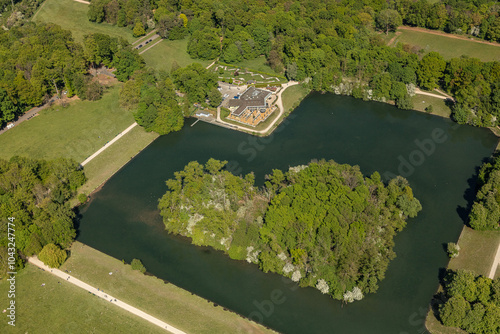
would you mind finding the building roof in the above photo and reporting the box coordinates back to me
[227,87,271,116]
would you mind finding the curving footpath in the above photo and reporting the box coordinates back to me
[80,122,138,166]
[216,81,299,135]
[28,257,186,334]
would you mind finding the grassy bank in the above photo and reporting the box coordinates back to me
[411,95,452,118]
[425,227,500,334]
[32,0,134,43]
[282,84,310,112]
[0,85,134,163]
[76,125,158,198]
[0,265,165,334]
[141,39,211,71]
[391,28,500,61]
[57,242,274,334]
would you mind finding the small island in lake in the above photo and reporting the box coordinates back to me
[158,159,422,301]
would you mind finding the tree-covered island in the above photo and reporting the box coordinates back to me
[159,159,422,301]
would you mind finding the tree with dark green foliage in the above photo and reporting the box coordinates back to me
[171,63,219,104]
[159,159,421,300]
[468,155,500,231]
[376,9,402,34]
[437,270,500,334]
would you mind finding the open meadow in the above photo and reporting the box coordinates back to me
[141,39,211,71]
[390,27,500,62]
[32,0,134,43]
[0,265,166,334]
[0,86,134,163]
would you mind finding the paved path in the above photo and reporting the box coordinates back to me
[73,0,90,4]
[488,241,500,279]
[139,37,162,55]
[215,81,299,135]
[132,29,158,46]
[28,257,186,334]
[81,122,138,166]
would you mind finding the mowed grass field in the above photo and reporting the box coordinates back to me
[57,242,274,334]
[411,95,452,118]
[282,84,310,112]
[0,265,166,334]
[0,85,134,163]
[141,39,212,71]
[392,28,500,61]
[32,0,134,43]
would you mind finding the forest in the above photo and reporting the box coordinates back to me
[435,270,500,333]
[158,159,422,301]
[0,157,86,277]
[85,0,500,127]
[469,154,500,231]
[0,23,145,128]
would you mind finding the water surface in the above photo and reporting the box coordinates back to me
[78,93,498,334]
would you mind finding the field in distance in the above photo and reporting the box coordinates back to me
[388,26,500,62]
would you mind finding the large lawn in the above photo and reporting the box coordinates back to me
[0,85,135,163]
[392,28,500,61]
[141,39,212,71]
[57,242,274,334]
[32,0,134,43]
[229,56,275,74]
[0,265,166,334]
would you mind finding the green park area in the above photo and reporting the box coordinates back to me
[425,227,500,334]
[0,85,158,198]
[32,0,134,43]
[140,39,212,71]
[411,95,452,118]
[390,28,500,62]
[54,242,273,334]
[0,264,166,334]
[281,84,310,113]
[0,86,133,163]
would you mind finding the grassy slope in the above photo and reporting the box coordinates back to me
[58,242,274,334]
[0,86,135,163]
[32,0,134,43]
[393,29,500,62]
[0,265,166,334]
[230,56,275,73]
[141,39,211,72]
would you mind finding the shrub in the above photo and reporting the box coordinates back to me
[38,244,67,268]
[131,258,146,273]
[78,193,88,204]
[447,242,460,258]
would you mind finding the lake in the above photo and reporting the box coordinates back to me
[77,92,498,334]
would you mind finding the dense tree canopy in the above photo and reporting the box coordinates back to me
[469,155,500,231]
[159,159,422,300]
[0,157,86,278]
[437,270,500,333]
[120,69,183,135]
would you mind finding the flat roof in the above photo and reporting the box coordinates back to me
[227,87,271,116]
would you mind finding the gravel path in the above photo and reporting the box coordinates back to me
[488,241,500,279]
[28,256,186,334]
[80,122,138,166]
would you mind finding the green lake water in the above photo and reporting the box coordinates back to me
[77,93,498,333]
